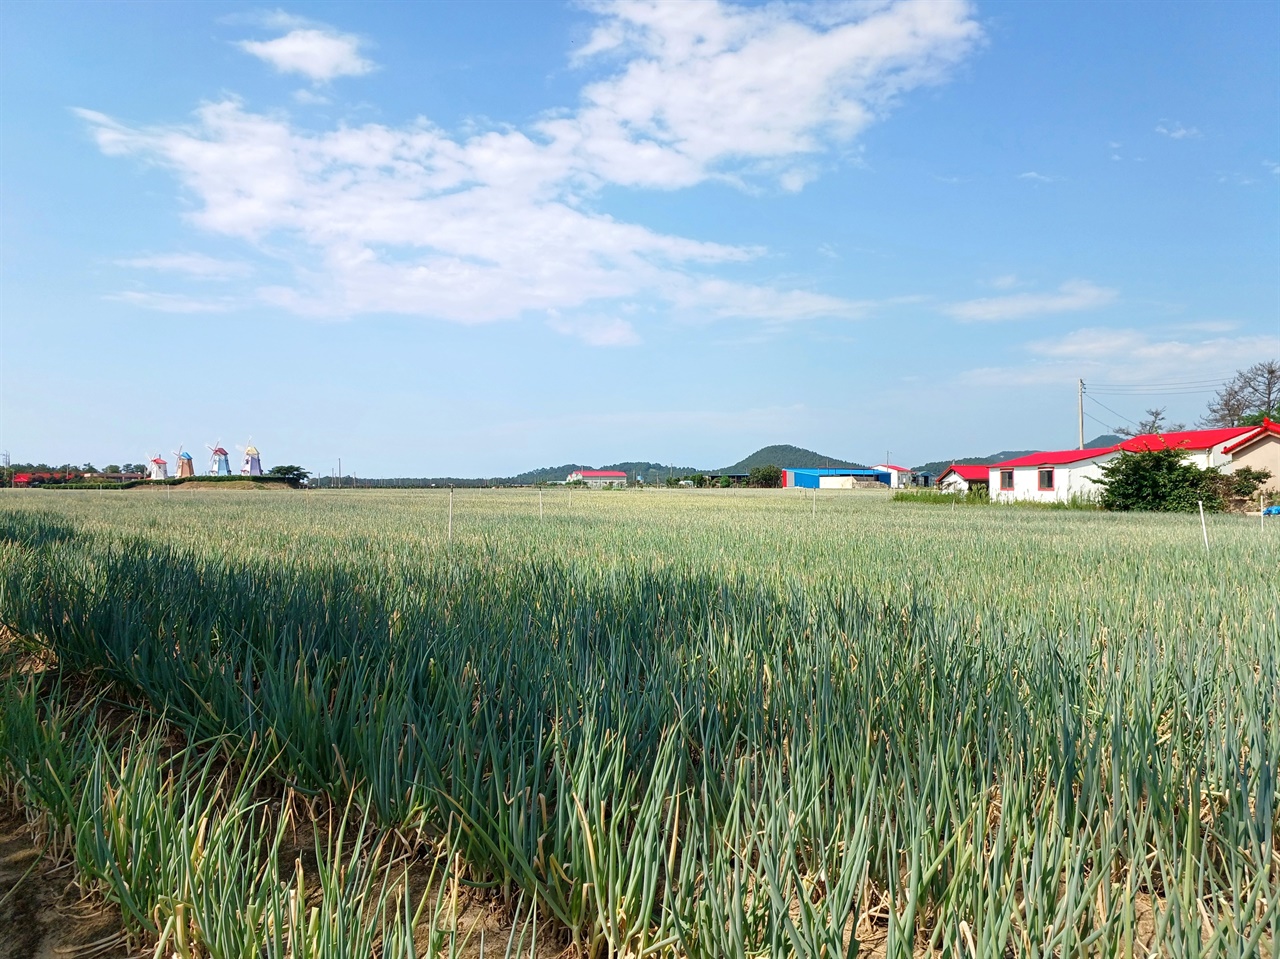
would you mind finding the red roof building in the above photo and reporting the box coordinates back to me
[1221,418,1280,455]
[1117,426,1253,454]
[936,464,992,491]
[993,446,1119,469]
[1219,418,1280,492]
[566,468,629,487]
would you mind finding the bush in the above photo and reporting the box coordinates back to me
[1216,466,1272,503]
[1098,449,1241,512]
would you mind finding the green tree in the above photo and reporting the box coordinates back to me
[748,464,782,488]
[267,465,311,482]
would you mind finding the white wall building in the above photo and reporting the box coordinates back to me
[567,469,628,488]
[989,448,1116,504]
[936,465,990,493]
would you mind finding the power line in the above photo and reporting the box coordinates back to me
[1088,386,1223,396]
[1084,394,1141,428]
[1083,410,1115,432]
[1086,373,1232,396]
[1088,370,1237,388]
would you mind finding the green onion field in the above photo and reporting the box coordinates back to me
[0,488,1276,957]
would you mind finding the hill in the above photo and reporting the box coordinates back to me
[720,445,865,473]
[913,450,1040,476]
[506,461,705,485]
[1084,433,1122,448]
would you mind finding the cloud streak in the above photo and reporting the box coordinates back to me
[946,280,1116,322]
[118,253,251,279]
[105,290,234,313]
[77,2,981,338]
[957,327,1280,387]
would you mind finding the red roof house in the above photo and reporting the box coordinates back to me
[1219,418,1280,492]
[936,464,992,491]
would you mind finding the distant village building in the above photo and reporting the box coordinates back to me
[873,464,914,488]
[782,468,891,489]
[567,469,628,488]
[936,464,990,493]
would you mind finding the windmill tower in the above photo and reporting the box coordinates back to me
[148,453,168,481]
[207,442,231,476]
[238,442,262,476]
[172,446,195,478]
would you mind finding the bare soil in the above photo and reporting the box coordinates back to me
[0,807,131,959]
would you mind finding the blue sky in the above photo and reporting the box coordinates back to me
[2,0,1277,475]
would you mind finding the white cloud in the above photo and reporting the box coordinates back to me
[990,274,1018,289]
[238,27,374,82]
[77,1,981,332]
[957,327,1279,387]
[118,253,251,279]
[106,290,233,313]
[946,280,1116,322]
[1155,121,1200,140]
[1017,171,1061,183]
[547,313,641,347]
[554,0,983,190]
[1266,160,1280,176]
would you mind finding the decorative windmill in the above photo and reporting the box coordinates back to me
[207,442,231,476]
[238,441,262,476]
[172,446,195,478]
[148,453,168,481]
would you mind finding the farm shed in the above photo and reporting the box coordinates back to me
[1222,418,1280,491]
[936,464,990,493]
[989,447,1117,504]
[566,469,628,488]
[782,468,891,489]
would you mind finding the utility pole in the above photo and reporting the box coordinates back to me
[1078,379,1085,450]
[338,457,342,490]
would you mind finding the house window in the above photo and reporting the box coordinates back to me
[1038,468,1054,490]
[1000,470,1014,490]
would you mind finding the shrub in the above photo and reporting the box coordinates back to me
[1099,449,1223,512]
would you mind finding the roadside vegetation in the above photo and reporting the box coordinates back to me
[1,490,1276,956]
